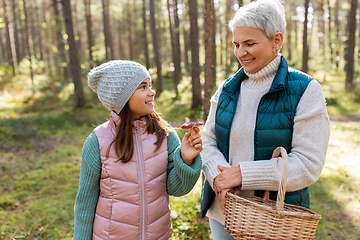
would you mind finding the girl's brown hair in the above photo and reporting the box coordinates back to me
[107,103,169,163]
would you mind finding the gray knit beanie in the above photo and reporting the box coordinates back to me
[88,60,151,114]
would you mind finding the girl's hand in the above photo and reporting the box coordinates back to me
[180,127,202,166]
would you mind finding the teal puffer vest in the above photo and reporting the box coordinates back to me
[201,56,312,218]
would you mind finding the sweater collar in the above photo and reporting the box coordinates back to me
[223,54,288,95]
[244,54,281,86]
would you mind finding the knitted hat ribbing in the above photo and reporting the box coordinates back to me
[88,60,151,114]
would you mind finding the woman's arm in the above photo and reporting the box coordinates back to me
[239,80,330,192]
[166,130,202,197]
[73,132,101,240]
[201,81,232,188]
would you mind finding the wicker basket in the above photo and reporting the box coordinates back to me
[224,147,321,239]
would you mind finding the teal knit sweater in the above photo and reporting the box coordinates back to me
[73,129,202,239]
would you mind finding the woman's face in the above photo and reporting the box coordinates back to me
[128,78,155,120]
[232,26,281,74]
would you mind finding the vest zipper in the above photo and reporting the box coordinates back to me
[134,126,146,240]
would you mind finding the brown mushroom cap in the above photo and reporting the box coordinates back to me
[181,121,204,129]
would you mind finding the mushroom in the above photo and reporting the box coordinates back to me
[181,121,203,136]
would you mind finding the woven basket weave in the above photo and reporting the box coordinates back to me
[224,147,321,239]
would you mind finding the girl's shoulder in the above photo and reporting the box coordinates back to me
[84,132,99,147]
[81,132,102,173]
[166,125,178,137]
[166,125,181,144]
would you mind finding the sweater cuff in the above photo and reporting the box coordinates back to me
[173,147,202,177]
[202,156,231,188]
[239,159,280,191]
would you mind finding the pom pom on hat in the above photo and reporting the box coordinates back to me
[88,60,151,114]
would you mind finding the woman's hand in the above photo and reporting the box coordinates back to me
[217,186,242,213]
[180,127,202,166]
[214,165,242,213]
[214,165,242,194]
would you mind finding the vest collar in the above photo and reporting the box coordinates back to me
[268,55,288,93]
[109,111,148,134]
[109,111,120,131]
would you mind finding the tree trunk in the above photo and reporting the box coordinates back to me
[183,25,190,73]
[11,0,22,62]
[294,6,298,50]
[72,0,83,53]
[149,0,163,95]
[327,0,334,66]
[53,0,70,82]
[42,0,54,77]
[334,0,340,69]
[34,0,44,61]
[211,0,216,88]
[102,0,114,60]
[0,27,6,65]
[286,6,292,62]
[302,0,309,73]
[238,0,243,7]
[167,0,179,97]
[127,0,134,60]
[225,0,232,76]
[358,7,360,62]
[29,1,38,60]
[3,0,18,76]
[61,0,86,108]
[117,19,125,59]
[133,0,142,61]
[84,0,93,63]
[142,0,149,69]
[219,11,224,66]
[102,0,109,60]
[49,2,61,77]
[318,0,325,57]
[344,0,358,92]
[173,0,182,92]
[204,0,213,122]
[188,0,202,108]
[22,0,35,97]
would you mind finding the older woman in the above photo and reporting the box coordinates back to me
[200,0,330,239]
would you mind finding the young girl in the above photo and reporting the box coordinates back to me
[73,60,202,240]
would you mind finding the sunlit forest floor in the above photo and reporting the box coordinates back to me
[0,69,359,239]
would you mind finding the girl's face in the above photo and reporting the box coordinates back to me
[232,26,282,74]
[128,78,155,120]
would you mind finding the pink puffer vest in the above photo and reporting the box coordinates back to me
[92,112,172,240]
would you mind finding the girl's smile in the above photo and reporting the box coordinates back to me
[128,78,156,120]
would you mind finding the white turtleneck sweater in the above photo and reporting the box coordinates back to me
[201,54,330,224]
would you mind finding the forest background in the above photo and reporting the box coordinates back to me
[0,0,360,239]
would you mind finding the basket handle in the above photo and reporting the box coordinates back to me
[262,147,289,217]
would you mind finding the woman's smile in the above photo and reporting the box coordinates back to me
[232,26,279,74]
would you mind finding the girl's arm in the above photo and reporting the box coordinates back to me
[74,132,101,240]
[166,129,202,197]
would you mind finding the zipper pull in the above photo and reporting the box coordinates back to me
[133,126,137,133]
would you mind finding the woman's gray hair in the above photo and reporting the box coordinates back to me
[229,0,286,40]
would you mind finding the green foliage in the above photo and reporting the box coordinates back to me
[310,121,360,239]
[170,182,211,239]
[319,73,360,117]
